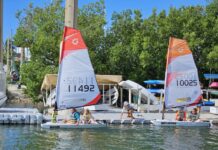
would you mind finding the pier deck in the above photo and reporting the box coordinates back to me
[43,111,218,125]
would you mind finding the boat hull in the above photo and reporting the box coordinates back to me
[41,122,107,129]
[151,119,211,127]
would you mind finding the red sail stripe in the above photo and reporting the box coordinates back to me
[84,94,101,106]
[188,95,203,107]
[165,72,181,87]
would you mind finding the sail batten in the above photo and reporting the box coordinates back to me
[164,37,202,108]
[56,27,101,110]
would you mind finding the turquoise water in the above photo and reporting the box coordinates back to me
[0,125,218,150]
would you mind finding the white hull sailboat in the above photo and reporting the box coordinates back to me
[152,37,210,127]
[151,120,210,127]
[41,121,106,129]
[41,27,104,129]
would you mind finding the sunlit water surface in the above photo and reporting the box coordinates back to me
[0,125,218,150]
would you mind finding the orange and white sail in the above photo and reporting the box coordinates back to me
[164,37,202,108]
[56,27,101,110]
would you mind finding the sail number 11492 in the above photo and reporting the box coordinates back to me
[68,85,95,92]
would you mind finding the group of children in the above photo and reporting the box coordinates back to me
[175,106,201,122]
[51,108,97,125]
[51,101,202,123]
[121,101,202,122]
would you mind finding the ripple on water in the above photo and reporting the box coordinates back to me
[0,125,218,150]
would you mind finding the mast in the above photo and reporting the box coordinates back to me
[161,102,165,120]
[60,0,78,62]
[162,37,172,120]
[0,0,3,64]
[65,0,78,28]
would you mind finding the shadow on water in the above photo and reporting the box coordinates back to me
[0,125,218,150]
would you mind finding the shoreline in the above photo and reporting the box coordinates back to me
[4,84,218,125]
[43,110,218,125]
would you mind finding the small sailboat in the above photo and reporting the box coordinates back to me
[151,37,211,127]
[41,27,106,129]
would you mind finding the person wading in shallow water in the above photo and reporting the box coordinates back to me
[121,101,136,119]
[175,107,187,121]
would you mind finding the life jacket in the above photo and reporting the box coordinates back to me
[71,112,80,121]
[51,111,58,123]
[73,112,80,121]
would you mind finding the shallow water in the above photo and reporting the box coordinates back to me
[0,125,218,150]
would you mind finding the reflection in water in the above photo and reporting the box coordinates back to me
[0,125,57,150]
[161,127,205,150]
[0,125,217,150]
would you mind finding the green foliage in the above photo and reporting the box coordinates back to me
[14,0,106,102]
[77,0,106,73]
[20,61,57,102]
[207,45,218,69]
[14,0,64,102]
[14,0,218,101]
[105,0,218,81]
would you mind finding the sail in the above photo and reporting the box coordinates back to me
[56,27,101,110]
[164,37,202,108]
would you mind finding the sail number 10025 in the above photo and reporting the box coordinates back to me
[176,80,197,86]
[68,85,95,92]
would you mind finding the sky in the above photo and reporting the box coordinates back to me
[2,0,208,42]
